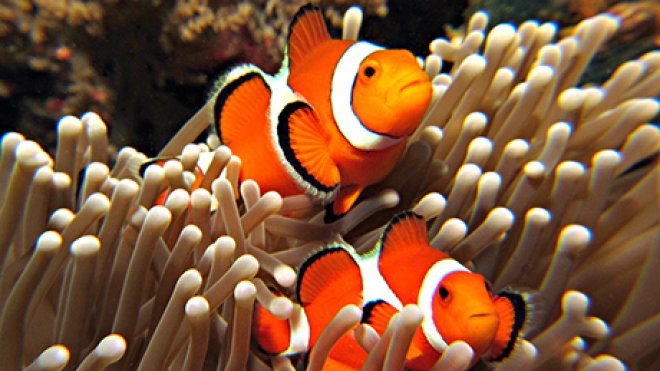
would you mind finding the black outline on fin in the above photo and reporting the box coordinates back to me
[490,291,527,361]
[138,159,161,178]
[323,202,346,223]
[379,210,426,249]
[287,3,329,50]
[277,101,335,193]
[361,300,387,324]
[213,71,267,143]
[295,245,356,304]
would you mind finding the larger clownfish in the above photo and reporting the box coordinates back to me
[252,211,531,369]
[210,4,432,221]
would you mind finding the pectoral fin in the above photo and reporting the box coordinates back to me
[486,291,529,361]
[276,101,339,201]
[361,300,399,335]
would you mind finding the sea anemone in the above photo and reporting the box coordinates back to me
[0,6,658,371]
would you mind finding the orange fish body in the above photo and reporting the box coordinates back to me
[211,4,432,220]
[252,211,530,369]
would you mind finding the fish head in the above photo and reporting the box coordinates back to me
[431,271,500,357]
[351,49,432,139]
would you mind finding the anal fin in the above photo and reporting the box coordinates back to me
[324,184,362,223]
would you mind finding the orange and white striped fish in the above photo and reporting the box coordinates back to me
[210,4,432,221]
[252,211,531,369]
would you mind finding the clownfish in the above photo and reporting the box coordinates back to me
[209,4,432,221]
[136,151,216,206]
[252,211,531,369]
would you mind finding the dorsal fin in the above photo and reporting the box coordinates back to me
[379,211,431,255]
[376,211,449,304]
[287,3,331,71]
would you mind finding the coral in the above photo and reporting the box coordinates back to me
[0,0,386,154]
[0,5,659,371]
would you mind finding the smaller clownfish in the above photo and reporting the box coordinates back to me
[136,151,216,206]
[252,211,531,369]
[209,4,433,221]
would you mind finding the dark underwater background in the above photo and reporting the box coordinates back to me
[0,0,657,154]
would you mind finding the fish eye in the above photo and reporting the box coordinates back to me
[360,60,379,80]
[438,286,449,301]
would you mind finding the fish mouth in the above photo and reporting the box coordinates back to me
[469,313,493,319]
[399,79,428,93]
[385,77,430,110]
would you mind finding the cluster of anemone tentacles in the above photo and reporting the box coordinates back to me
[0,7,658,371]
